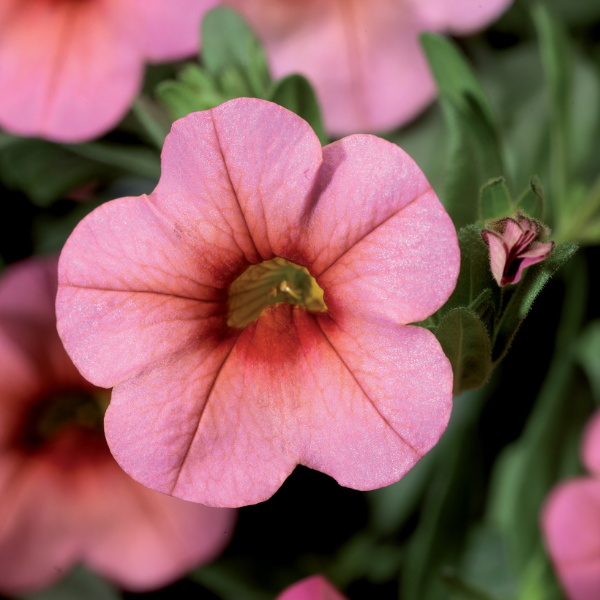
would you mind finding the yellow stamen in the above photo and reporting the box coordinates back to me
[228,258,327,328]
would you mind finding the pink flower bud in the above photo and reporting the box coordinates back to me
[481,212,554,287]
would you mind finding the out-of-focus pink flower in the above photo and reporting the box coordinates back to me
[542,409,600,600]
[481,212,554,287]
[277,575,347,600]
[0,257,236,595]
[0,0,217,142]
[57,98,459,508]
[225,0,513,135]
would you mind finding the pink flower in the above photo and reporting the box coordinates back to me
[542,409,600,600]
[481,213,555,287]
[277,575,346,600]
[0,0,217,142]
[57,98,460,508]
[0,256,236,595]
[225,0,513,135]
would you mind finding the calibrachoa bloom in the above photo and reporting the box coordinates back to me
[0,257,235,594]
[542,409,600,600]
[481,212,555,287]
[0,0,217,142]
[277,575,346,600]
[226,0,513,135]
[57,98,460,508]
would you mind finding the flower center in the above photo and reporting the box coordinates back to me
[228,258,327,328]
[24,390,110,448]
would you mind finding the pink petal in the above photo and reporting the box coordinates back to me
[542,478,600,600]
[0,257,89,448]
[136,0,219,62]
[227,0,513,135]
[77,456,236,591]
[583,410,600,476]
[0,454,80,593]
[0,436,235,594]
[57,198,234,389]
[277,575,347,600]
[500,219,525,250]
[480,230,506,286]
[0,0,141,142]
[518,240,554,261]
[228,0,436,135]
[106,305,452,507]
[59,99,457,507]
[308,136,458,324]
[413,0,513,35]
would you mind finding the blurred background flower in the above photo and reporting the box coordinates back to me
[226,0,514,135]
[0,0,217,142]
[0,257,236,595]
[543,408,600,600]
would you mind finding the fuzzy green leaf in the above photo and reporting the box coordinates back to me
[269,74,328,145]
[436,308,492,395]
[514,176,545,221]
[442,225,498,317]
[480,177,512,221]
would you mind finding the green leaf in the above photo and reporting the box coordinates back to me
[514,176,545,221]
[401,390,489,600]
[269,75,328,145]
[64,142,161,181]
[487,259,590,581]
[440,569,502,600]
[492,241,578,362]
[480,177,512,221]
[576,320,600,404]
[191,561,271,600]
[156,79,211,119]
[218,66,253,99]
[0,131,18,151]
[435,308,492,395]
[420,34,505,228]
[0,139,103,207]
[201,7,271,97]
[366,449,436,536]
[130,96,171,150]
[24,566,120,600]
[420,33,495,126]
[458,525,518,600]
[442,225,498,317]
[33,177,156,254]
[155,64,226,119]
[532,4,572,221]
[438,99,483,228]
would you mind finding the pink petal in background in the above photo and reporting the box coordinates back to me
[277,575,347,600]
[0,257,236,594]
[226,0,513,135]
[0,0,215,142]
